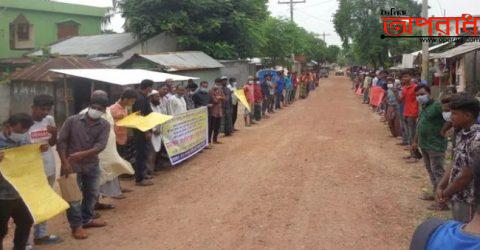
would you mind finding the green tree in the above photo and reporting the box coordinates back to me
[333,0,421,67]
[325,45,341,63]
[259,17,329,66]
[120,0,268,59]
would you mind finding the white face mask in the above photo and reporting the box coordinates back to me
[387,83,394,89]
[442,111,451,122]
[9,132,27,143]
[248,80,254,84]
[88,108,103,120]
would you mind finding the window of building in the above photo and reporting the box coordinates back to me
[57,20,80,40]
[17,23,30,41]
[9,14,34,50]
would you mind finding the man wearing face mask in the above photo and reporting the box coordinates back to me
[436,95,480,222]
[228,78,239,131]
[185,81,198,110]
[0,113,44,250]
[57,95,110,239]
[193,81,211,108]
[220,76,234,136]
[412,85,449,211]
[243,76,255,127]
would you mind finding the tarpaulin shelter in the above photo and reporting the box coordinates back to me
[50,69,199,122]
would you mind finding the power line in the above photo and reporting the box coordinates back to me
[278,0,306,22]
[300,0,336,8]
[296,9,332,23]
[436,0,444,16]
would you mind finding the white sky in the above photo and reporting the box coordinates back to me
[55,0,480,46]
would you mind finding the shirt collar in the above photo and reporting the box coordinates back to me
[80,113,102,126]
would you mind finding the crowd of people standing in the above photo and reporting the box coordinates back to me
[0,68,321,249]
[350,67,480,249]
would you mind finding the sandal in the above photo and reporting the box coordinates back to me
[112,194,126,200]
[419,194,435,201]
[427,203,449,211]
[34,235,63,245]
[121,188,133,193]
[95,203,115,210]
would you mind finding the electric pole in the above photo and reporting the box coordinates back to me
[278,0,306,22]
[421,0,429,83]
[320,32,331,44]
[278,0,306,70]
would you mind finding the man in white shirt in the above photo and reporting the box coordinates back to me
[372,72,379,87]
[168,85,187,115]
[165,78,174,99]
[28,95,62,245]
[148,86,169,172]
[228,77,239,131]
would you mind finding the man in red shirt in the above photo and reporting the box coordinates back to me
[253,77,264,122]
[399,70,419,160]
[243,76,255,127]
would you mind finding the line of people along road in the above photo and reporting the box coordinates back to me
[350,68,480,249]
[0,69,321,249]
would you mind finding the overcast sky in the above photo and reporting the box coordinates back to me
[55,0,480,46]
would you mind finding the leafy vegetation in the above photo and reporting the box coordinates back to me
[333,0,422,67]
[120,0,336,65]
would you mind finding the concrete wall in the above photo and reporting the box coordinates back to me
[0,7,103,59]
[104,33,178,68]
[9,81,54,115]
[175,69,222,87]
[219,60,255,86]
[463,51,480,94]
[0,83,10,123]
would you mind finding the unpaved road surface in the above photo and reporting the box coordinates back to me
[13,76,433,249]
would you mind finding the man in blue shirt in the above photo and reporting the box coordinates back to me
[0,113,43,250]
[275,71,285,110]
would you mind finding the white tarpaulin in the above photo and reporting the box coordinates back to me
[50,69,198,85]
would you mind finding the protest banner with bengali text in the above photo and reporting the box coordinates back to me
[161,107,209,165]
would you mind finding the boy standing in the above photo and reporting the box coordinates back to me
[28,95,62,245]
[436,95,480,222]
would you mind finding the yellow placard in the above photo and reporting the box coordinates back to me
[234,89,251,112]
[116,112,173,132]
[0,144,69,224]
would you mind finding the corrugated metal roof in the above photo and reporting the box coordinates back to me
[409,42,451,56]
[138,51,224,71]
[430,42,480,59]
[9,57,108,82]
[29,33,138,57]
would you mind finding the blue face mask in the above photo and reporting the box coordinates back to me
[416,94,429,105]
[9,132,27,143]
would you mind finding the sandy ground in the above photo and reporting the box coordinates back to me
[6,75,442,249]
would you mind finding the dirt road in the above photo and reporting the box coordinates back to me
[29,76,434,249]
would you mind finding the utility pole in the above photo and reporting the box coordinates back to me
[421,0,429,83]
[278,0,306,22]
[278,0,306,71]
[320,32,331,44]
